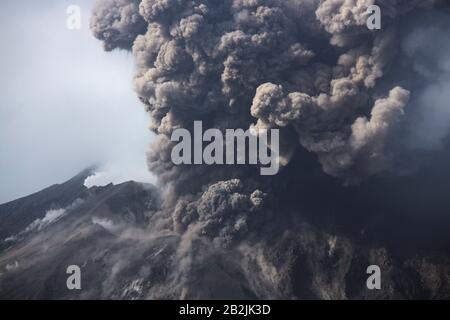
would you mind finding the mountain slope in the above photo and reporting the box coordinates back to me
[1,170,450,300]
[0,170,167,299]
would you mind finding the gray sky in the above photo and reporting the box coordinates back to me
[0,0,155,204]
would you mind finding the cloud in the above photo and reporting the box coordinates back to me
[401,14,450,150]
[92,217,121,233]
[3,199,84,243]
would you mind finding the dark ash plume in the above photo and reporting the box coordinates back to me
[91,0,147,51]
[90,0,450,299]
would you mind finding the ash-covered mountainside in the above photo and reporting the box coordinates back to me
[0,169,165,300]
[0,168,450,300]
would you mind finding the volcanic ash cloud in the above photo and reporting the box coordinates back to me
[90,0,450,299]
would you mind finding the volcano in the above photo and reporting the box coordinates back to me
[0,168,449,300]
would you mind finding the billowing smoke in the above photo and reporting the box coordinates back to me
[90,0,450,299]
[91,0,147,51]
